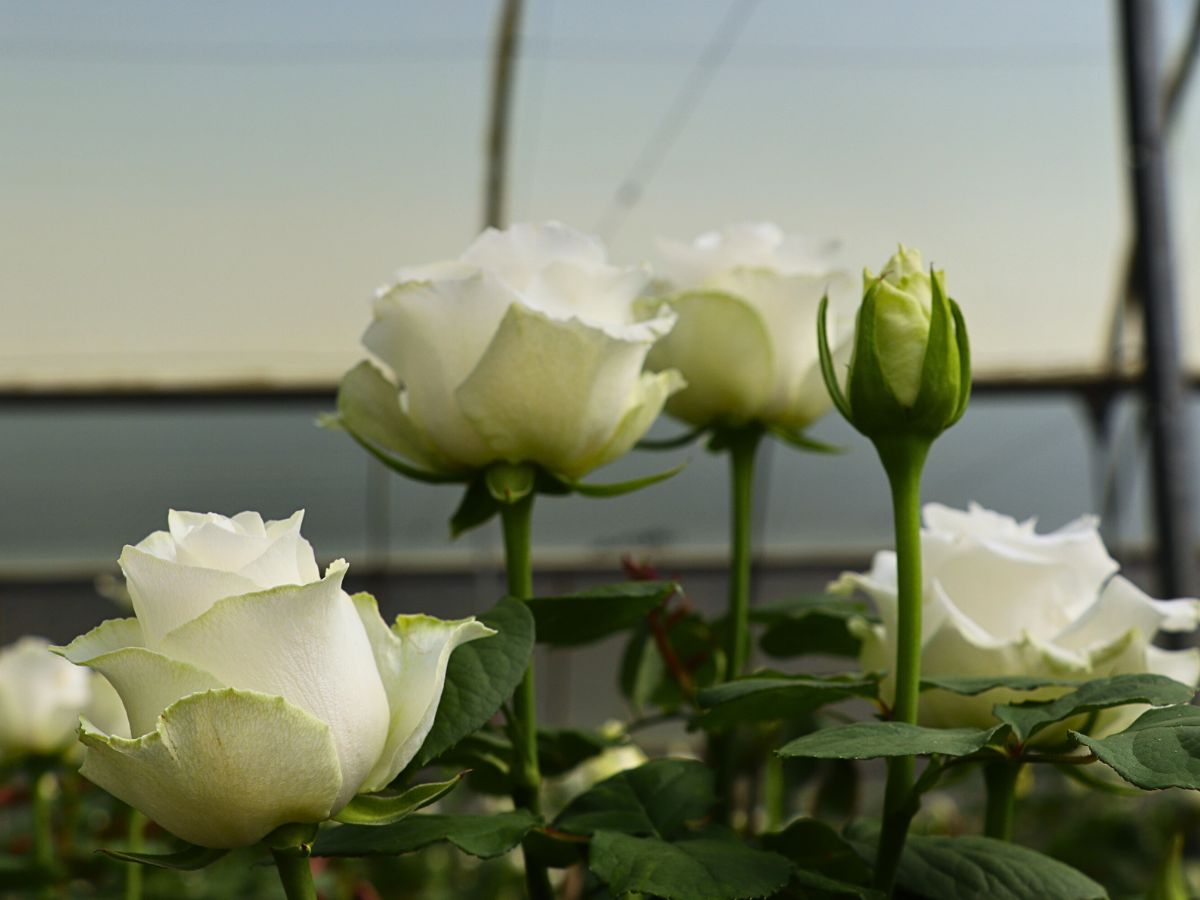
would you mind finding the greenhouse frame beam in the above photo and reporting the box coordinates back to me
[1119,0,1195,599]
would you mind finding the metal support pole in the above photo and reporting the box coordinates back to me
[1119,0,1195,598]
[483,0,523,230]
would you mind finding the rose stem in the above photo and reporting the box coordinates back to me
[873,435,929,894]
[982,760,1021,841]
[270,848,318,900]
[500,493,554,900]
[30,765,57,899]
[712,425,763,826]
[124,809,145,900]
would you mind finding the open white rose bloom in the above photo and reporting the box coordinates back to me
[56,510,493,848]
[644,222,845,430]
[348,221,684,480]
[835,503,1200,736]
[0,637,128,762]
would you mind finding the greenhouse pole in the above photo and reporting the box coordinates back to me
[1119,0,1196,600]
[484,0,523,229]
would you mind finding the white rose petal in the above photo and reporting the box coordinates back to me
[349,221,682,479]
[838,503,1200,739]
[648,222,846,429]
[59,511,492,848]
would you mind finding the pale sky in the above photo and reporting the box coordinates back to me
[3,0,1200,387]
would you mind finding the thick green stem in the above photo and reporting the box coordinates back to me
[983,760,1020,841]
[872,437,929,894]
[500,494,554,900]
[270,850,317,900]
[124,810,145,900]
[31,767,57,899]
[31,769,55,873]
[712,428,762,827]
[725,428,761,677]
[762,749,785,832]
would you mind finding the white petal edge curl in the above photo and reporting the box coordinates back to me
[118,546,263,648]
[574,368,686,476]
[642,290,774,428]
[157,562,390,810]
[1055,574,1200,652]
[350,594,495,792]
[57,629,225,739]
[336,360,452,473]
[461,221,608,291]
[456,303,661,479]
[79,688,343,849]
[364,270,514,470]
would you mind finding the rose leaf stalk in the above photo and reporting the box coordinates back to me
[489,463,554,900]
[982,759,1021,842]
[817,246,971,894]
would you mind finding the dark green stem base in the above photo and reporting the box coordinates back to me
[500,494,554,900]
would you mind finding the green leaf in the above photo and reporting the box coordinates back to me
[449,478,500,537]
[439,727,623,794]
[696,673,878,729]
[778,721,1008,760]
[786,870,885,899]
[1072,705,1200,790]
[760,818,874,889]
[766,424,844,454]
[589,828,794,900]
[894,834,1106,900]
[554,758,713,838]
[312,810,539,859]
[333,773,465,826]
[994,673,1195,742]
[407,597,534,771]
[527,581,677,646]
[332,361,466,485]
[99,844,228,871]
[754,596,871,659]
[816,294,853,422]
[637,424,709,450]
[919,674,1077,695]
[562,460,687,497]
[538,728,624,776]
[948,296,972,426]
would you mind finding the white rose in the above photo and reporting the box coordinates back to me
[346,221,683,480]
[57,510,493,848]
[834,503,1200,735]
[0,637,129,762]
[644,222,845,430]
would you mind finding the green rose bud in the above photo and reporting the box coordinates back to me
[818,245,970,447]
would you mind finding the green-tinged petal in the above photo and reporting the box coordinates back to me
[364,272,513,470]
[872,277,929,407]
[572,369,686,476]
[158,564,389,809]
[57,617,144,661]
[456,303,655,479]
[119,547,262,648]
[335,360,460,477]
[642,290,773,427]
[79,688,343,849]
[350,594,495,792]
[71,646,224,739]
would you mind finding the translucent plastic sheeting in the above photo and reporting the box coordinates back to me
[5,0,1200,390]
